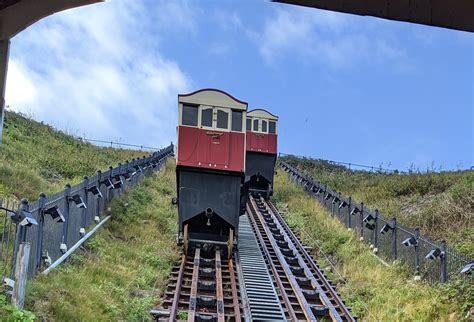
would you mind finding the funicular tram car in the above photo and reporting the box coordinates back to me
[175,89,247,257]
[245,109,278,198]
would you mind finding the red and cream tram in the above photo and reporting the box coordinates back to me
[245,109,278,198]
[176,89,247,255]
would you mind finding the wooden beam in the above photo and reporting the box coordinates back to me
[274,0,474,32]
[0,39,9,145]
[0,0,104,40]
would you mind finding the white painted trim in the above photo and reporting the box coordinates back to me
[178,89,247,110]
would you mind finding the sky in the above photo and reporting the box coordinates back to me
[5,0,473,171]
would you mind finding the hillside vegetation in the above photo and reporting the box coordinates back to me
[0,111,158,319]
[281,156,474,256]
[273,171,473,321]
[26,160,178,320]
[0,110,146,202]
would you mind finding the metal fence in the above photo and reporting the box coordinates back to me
[1,144,173,293]
[279,153,472,174]
[280,161,473,283]
[0,199,18,290]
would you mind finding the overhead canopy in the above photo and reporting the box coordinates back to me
[0,0,103,40]
[274,0,474,33]
[0,0,103,145]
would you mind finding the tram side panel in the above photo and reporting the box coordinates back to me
[245,131,278,197]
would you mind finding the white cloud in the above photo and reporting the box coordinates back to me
[6,0,192,148]
[253,6,408,69]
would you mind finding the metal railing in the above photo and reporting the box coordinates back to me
[1,145,173,294]
[78,137,163,151]
[280,161,473,283]
[0,199,18,289]
[279,153,472,174]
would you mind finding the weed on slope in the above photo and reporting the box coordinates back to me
[273,171,473,321]
[281,156,473,256]
[0,111,146,201]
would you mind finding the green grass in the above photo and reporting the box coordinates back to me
[0,294,35,322]
[273,171,474,321]
[281,156,474,257]
[0,111,163,320]
[25,159,179,321]
[0,111,147,202]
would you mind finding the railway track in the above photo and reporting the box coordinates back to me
[152,192,354,321]
[150,247,241,321]
[246,192,355,321]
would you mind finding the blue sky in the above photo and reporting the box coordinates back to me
[5,0,473,171]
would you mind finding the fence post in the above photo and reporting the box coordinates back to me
[359,202,364,240]
[13,199,29,267]
[12,198,36,309]
[61,184,71,253]
[12,242,30,309]
[440,240,448,283]
[373,209,379,253]
[347,197,352,229]
[81,176,89,237]
[337,192,341,219]
[131,159,136,185]
[117,163,123,194]
[392,217,397,260]
[35,192,46,272]
[125,160,130,188]
[108,166,113,200]
[322,185,327,206]
[328,194,336,217]
[414,228,420,277]
[95,170,102,222]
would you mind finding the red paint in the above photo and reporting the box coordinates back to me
[177,126,245,173]
[246,131,277,155]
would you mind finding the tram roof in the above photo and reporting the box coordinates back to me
[178,88,248,111]
[247,109,279,121]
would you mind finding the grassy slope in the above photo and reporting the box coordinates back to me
[281,156,474,256]
[0,111,158,320]
[26,160,179,321]
[273,171,474,321]
[0,111,147,202]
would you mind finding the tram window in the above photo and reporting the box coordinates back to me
[201,108,213,127]
[217,110,229,129]
[182,104,198,126]
[246,118,252,132]
[269,121,276,134]
[232,111,243,132]
[253,119,259,132]
[262,120,267,132]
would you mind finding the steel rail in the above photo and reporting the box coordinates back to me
[228,255,242,321]
[169,254,186,321]
[152,246,241,321]
[246,199,301,321]
[249,196,317,321]
[215,250,225,322]
[187,248,200,322]
[248,193,355,321]
[266,199,355,321]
